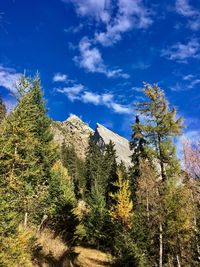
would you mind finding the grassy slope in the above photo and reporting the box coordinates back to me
[33,229,112,267]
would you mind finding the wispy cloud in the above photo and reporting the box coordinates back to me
[94,0,153,47]
[175,0,200,31]
[182,74,195,81]
[82,91,132,114]
[161,39,200,63]
[56,84,84,101]
[132,61,150,70]
[56,80,131,114]
[64,0,153,78]
[171,73,200,91]
[131,86,144,92]
[0,65,21,93]
[62,0,111,23]
[53,73,68,82]
[74,37,129,78]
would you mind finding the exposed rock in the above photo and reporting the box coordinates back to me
[93,123,132,167]
[51,115,132,167]
[51,115,93,159]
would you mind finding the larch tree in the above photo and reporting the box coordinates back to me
[183,139,200,264]
[133,84,183,267]
[0,75,56,228]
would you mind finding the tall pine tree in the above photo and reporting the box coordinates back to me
[0,95,6,123]
[132,84,183,267]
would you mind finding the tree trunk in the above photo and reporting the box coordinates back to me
[24,212,28,227]
[176,254,181,267]
[146,185,150,222]
[159,222,163,267]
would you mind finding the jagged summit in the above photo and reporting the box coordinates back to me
[51,115,132,166]
[93,123,132,167]
[64,114,94,133]
[51,114,93,159]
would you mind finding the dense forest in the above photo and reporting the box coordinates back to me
[0,75,199,267]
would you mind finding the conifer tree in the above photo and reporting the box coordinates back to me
[183,140,200,264]
[85,134,104,195]
[61,142,86,199]
[134,161,161,266]
[49,160,77,242]
[109,168,133,228]
[103,140,119,204]
[0,75,56,227]
[164,177,194,266]
[0,95,6,123]
[110,168,147,266]
[134,84,183,182]
[129,115,147,198]
[133,84,183,267]
[84,181,108,248]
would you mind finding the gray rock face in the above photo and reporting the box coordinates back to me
[51,115,93,159]
[93,123,132,167]
[51,115,132,167]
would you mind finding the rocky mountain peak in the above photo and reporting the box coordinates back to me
[51,116,132,167]
[63,114,94,135]
[93,123,132,167]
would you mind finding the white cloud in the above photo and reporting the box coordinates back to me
[176,0,197,17]
[57,83,131,114]
[56,84,84,101]
[175,0,200,31]
[0,65,21,93]
[53,73,68,82]
[170,73,200,91]
[132,86,143,92]
[161,39,200,62]
[82,91,101,105]
[182,74,194,80]
[64,0,152,77]
[63,0,111,23]
[111,102,131,114]
[95,0,153,46]
[75,37,129,78]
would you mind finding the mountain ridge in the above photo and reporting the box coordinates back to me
[51,114,132,167]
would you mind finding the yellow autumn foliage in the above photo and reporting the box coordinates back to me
[109,169,133,228]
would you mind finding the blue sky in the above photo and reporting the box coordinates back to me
[0,0,200,140]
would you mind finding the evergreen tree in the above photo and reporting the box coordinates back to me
[85,134,104,195]
[110,168,147,266]
[0,95,6,123]
[61,142,86,199]
[134,84,183,182]
[84,181,108,249]
[129,115,147,198]
[134,161,161,266]
[0,75,56,228]
[103,140,119,204]
[133,84,183,267]
[164,177,195,266]
[49,160,78,243]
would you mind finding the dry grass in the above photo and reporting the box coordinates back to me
[33,229,112,267]
[74,246,112,267]
[36,229,67,259]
